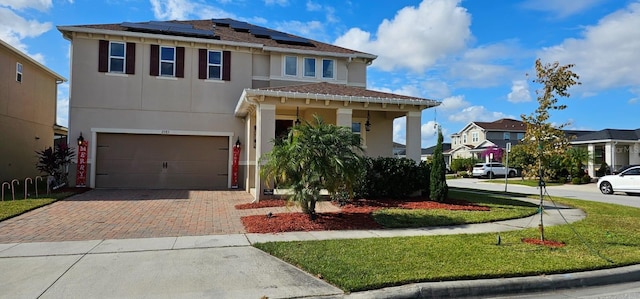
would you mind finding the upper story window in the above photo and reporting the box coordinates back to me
[16,62,23,82]
[284,56,297,76]
[303,57,316,77]
[472,132,479,143]
[516,132,524,140]
[98,40,135,74]
[504,132,511,140]
[208,50,222,80]
[463,133,467,144]
[109,42,125,73]
[322,59,335,79]
[160,46,176,76]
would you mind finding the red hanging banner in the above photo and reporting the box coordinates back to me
[76,141,88,187]
[231,140,241,189]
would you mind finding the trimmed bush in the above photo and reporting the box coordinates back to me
[356,157,430,199]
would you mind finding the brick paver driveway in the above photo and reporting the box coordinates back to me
[0,190,259,243]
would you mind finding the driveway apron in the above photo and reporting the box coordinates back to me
[0,189,256,243]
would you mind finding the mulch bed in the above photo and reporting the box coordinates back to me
[521,238,566,248]
[241,198,490,233]
[235,199,289,210]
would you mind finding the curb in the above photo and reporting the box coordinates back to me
[338,264,640,298]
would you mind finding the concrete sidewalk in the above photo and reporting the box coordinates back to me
[5,197,635,299]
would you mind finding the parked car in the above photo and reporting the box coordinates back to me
[613,164,640,175]
[598,166,640,195]
[472,163,518,178]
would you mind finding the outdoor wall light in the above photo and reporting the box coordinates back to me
[365,111,371,132]
[235,137,241,148]
[77,133,85,146]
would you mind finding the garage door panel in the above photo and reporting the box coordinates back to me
[96,133,229,189]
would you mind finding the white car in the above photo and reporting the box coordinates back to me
[472,163,518,178]
[598,166,640,195]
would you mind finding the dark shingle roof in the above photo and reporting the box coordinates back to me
[574,129,640,142]
[422,143,452,155]
[474,118,526,131]
[59,19,374,58]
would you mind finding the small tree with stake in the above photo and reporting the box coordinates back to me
[430,126,448,202]
[36,143,75,188]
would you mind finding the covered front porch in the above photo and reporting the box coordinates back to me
[234,82,440,201]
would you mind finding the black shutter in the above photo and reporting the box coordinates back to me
[198,49,207,79]
[150,45,159,76]
[176,47,185,78]
[222,50,231,81]
[125,42,136,74]
[98,40,109,72]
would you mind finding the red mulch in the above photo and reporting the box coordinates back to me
[241,198,490,233]
[235,199,288,210]
[521,238,566,248]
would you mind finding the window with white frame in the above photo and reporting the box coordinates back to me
[322,59,334,79]
[463,133,467,144]
[303,57,316,77]
[16,62,23,82]
[284,56,297,76]
[160,46,176,76]
[504,132,511,140]
[352,121,367,146]
[109,42,125,73]
[208,50,222,80]
[472,132,479,143]
[516,132,524,140]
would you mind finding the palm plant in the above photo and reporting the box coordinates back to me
[260,115,365,218]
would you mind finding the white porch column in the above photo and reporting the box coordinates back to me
[405,111,422,163]
[244,115,254,193]
[587,144,595,177]
[336,108,352,127]
[254,104,276,202]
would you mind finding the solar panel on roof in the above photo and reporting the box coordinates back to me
[122,22,169,31]
[149,21,193,28]
[168,27,215,37]
[250,28,273,38]
[212,19,233,26]
[272,35,314,46]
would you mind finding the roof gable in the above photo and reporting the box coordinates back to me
[474,118,526,131]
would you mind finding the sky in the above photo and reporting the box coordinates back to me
[2,0,639,147]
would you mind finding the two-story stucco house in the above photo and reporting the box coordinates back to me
[57,19,439,200]
[449,118,526,163]
[1,39,67,183]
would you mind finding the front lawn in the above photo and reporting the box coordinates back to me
[0,191,81,221]
[255,189,640,292]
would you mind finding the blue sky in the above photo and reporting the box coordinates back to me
[2,0,639,147]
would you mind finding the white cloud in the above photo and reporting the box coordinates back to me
[507,80,532,103]
[0,0,52,11]
[448,106,513,123]
[393,117,406,145]
[538,2,640,91]
[422,80,450,99]
[447,42,524,88]
[264,0,288,6]
[306,0,321,11]
[274,20,326,41]
[150,0,236,20]
[629,98,638,104]
[334,0,471,72]
[438,95,468,111]
[0,7,51,61]
[521,0,605,18]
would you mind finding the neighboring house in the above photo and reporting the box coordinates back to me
[0,39,67,183]
[57,19,440,200]
[420,143,452,162]
[449,118,526,164]
[570,129,640,177]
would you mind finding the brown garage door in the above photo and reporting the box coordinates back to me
[95,133,229,189]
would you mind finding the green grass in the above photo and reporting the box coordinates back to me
[373,190,538,228]
[255,189,640,292]
[0,192,76,221]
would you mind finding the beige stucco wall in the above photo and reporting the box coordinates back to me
[1,44,58,182]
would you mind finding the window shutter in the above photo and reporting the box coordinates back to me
[198,49,207,79]
[150,45,159,76]
[222,50,231,81]
[98,40,109,72]
[125,42,136,74]
[176,47,185,78]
